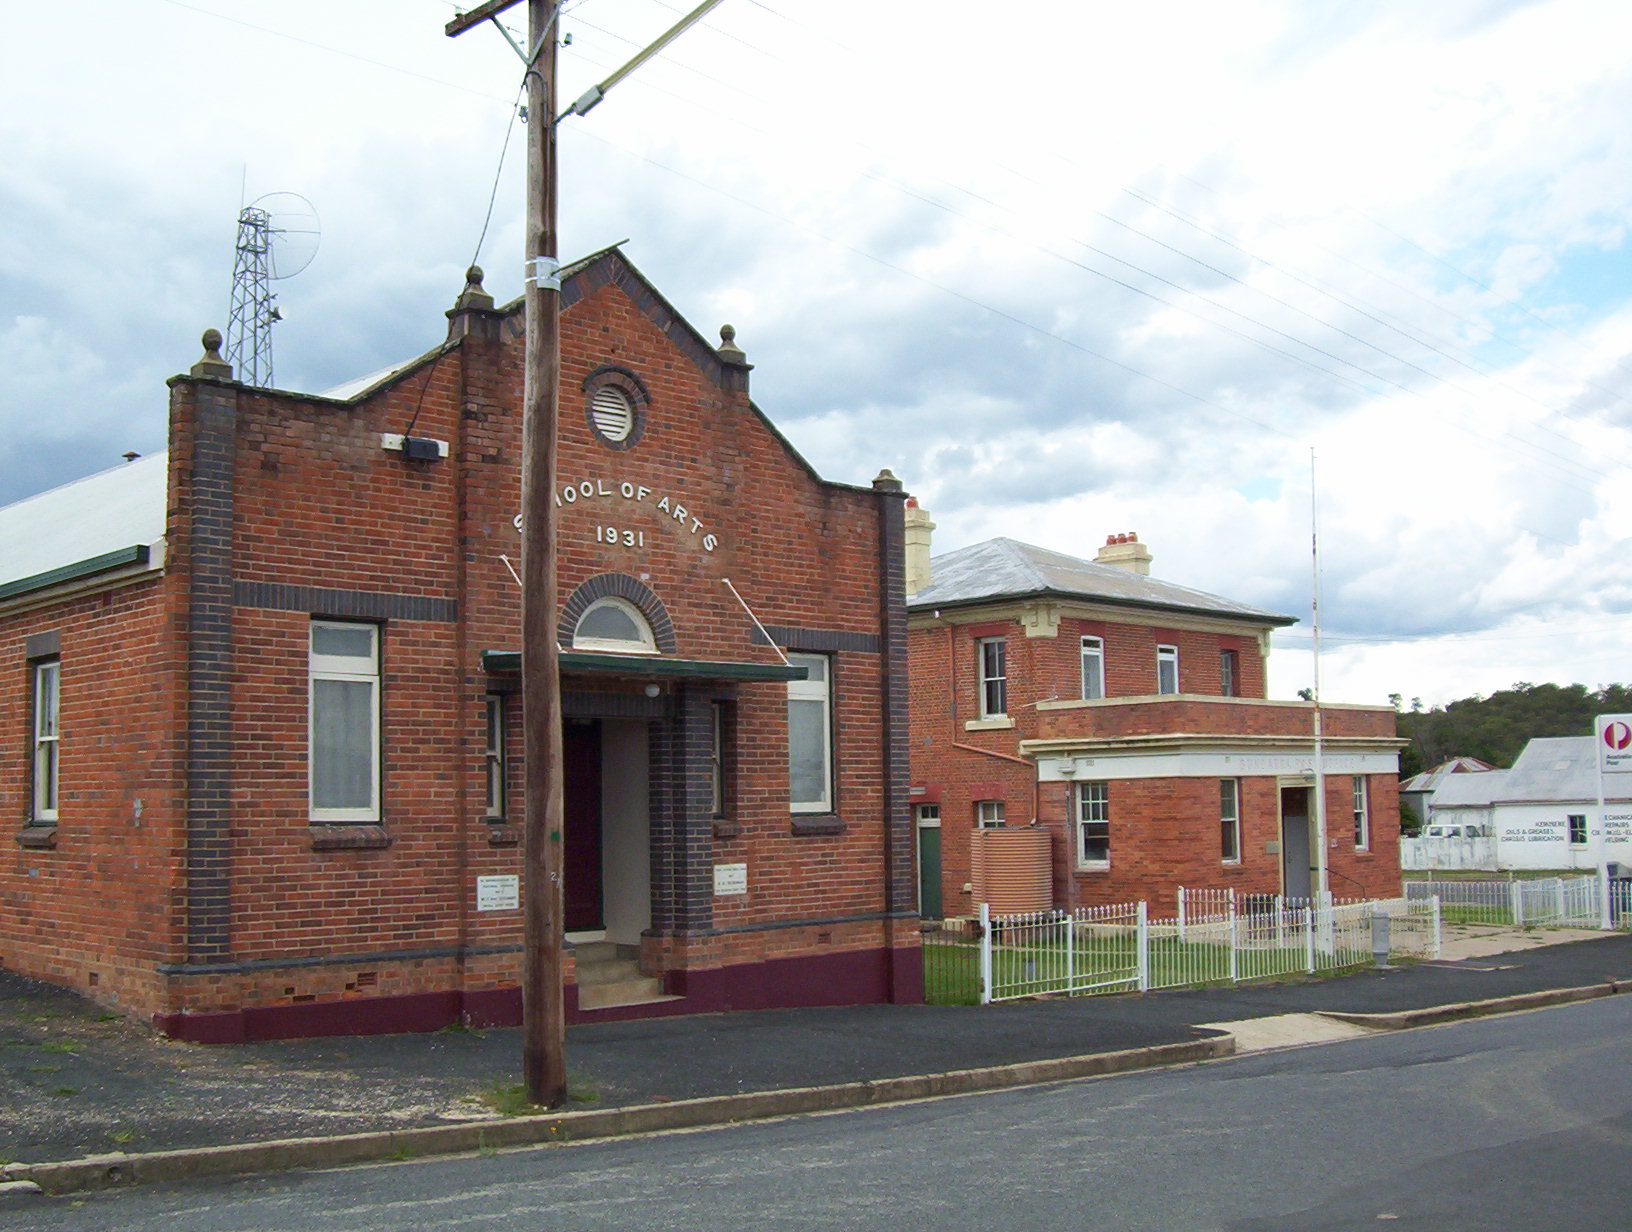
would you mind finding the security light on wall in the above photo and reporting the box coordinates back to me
[380,432,449,462]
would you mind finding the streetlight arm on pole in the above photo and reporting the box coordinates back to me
[559,0,727,121]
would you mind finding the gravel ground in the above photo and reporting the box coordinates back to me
[5,930,1630,1166]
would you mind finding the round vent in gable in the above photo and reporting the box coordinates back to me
[581,367,649,452]
[590,386,635,444]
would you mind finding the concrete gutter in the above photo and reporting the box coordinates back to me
[1316,979,1625,1032]
[2,1036,1231,1197]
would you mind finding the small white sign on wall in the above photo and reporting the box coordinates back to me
[476,874,520,911]
[713,863,748,896]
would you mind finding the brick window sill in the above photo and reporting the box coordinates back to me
[16,825,57,850]
[486,821,521,847]
[308,823,393,851]
[712,819,741,840]
[791,814,845,837]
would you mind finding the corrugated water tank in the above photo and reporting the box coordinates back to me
[971,826,1053,913]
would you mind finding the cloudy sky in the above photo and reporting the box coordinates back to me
[3,0,1630,709]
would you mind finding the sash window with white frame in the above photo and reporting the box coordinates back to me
[1080,636,1104,700]
[976,800,1005,829]
[1352,776,1369,850]
[309,621,381,822]
[1220,778,1240,863]
[977,637,1007,718]
[786,653,832,814]
[1078,781,1109,866]
[31,659,60,824]
[1156,644,1179,695]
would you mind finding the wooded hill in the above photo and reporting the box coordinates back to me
[1394,682,1632,779]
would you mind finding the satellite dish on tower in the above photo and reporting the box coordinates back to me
[225,192,321,388]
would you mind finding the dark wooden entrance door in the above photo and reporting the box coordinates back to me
[564,719,603,931]
[917,823,942,920]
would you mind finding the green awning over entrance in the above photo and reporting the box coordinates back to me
[481,649,806,682]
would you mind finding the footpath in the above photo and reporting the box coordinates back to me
[3,926,1629,1197]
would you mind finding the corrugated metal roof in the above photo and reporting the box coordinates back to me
[907,537,1296,625]
[1433,735,1632,806]
[319,356,424,401]
[0,451,168,590]
[1431,768,1508,808]
[1400,755,1496,793]
[1501,735,1628,803]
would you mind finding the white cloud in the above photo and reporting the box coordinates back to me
[4,0,1632,713]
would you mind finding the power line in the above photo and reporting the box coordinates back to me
[150,0,1632,493]
[151,0,516,104]
[540,3,1628,486]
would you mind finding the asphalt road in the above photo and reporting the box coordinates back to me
[12,995,1632,1231]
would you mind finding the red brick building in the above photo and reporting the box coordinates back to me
[1,248,919,1041]
[904,516,1402,918]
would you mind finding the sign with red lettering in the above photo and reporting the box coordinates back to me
[1596,714,1632,776]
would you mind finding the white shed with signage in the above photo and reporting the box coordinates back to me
[1414,735,1632,872]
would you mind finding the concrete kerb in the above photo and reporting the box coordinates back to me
[1316,980,1627,1033]
[1,1036,1232,1197]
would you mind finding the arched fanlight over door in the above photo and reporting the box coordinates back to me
[572,596,657,654]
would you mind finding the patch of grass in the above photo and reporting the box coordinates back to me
[106,1128,138,1146]
[1439,905,1515,926]
[483,1083,543,1117]
[921,942,980,1005]
[480,1076,598,1117]
[29,1064,62,1075]
[95,1013,121,1023]
[38,1040,79,1055]
[923,923,1405,1004]
[51,1086,77,1097]
[438,1021,486,1039]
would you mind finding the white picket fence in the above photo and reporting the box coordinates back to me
[978,890,1441,1004]
[1403,873,1618,928]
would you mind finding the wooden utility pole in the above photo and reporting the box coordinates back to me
[447,0,566,1109]
[448,0,726,1110]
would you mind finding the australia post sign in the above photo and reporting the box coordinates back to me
[1597,714,1632,778]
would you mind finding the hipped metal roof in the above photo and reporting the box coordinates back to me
[907,537,1296,626]
[0,450,167,596]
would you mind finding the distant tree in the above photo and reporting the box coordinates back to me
[1395,682,1631,773]
[1399,798,1423,837]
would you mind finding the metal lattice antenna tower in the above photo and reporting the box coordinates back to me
[225,206,278,387]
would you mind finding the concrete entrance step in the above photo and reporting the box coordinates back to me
[578,978,683,1011]
[576,959,644,986]
[572,941,630,964]
[572,942,682,1010]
